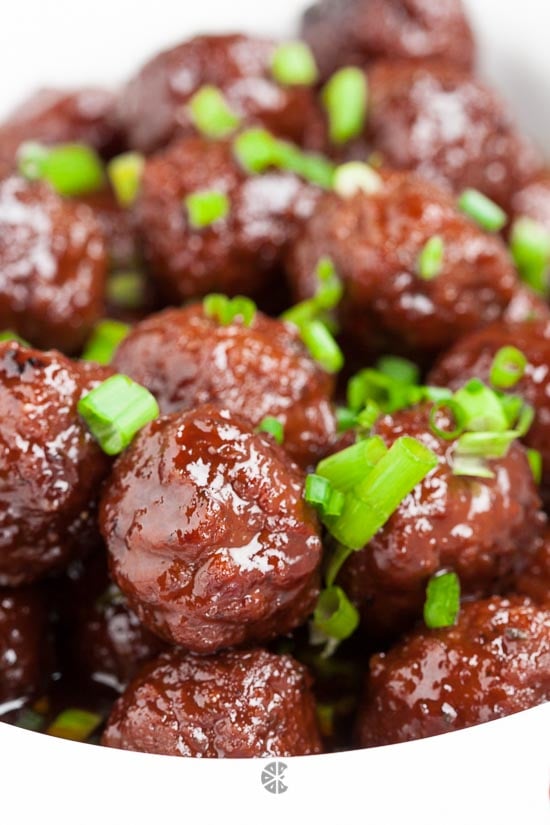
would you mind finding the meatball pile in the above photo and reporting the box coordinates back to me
[0,0,549,760]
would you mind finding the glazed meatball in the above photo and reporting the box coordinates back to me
[0,87,121,166]
[112,304,336,468]
[287,170,517,355]
[100,404,322,653]
[338,404,542,640]
[0,586,52,706]
[63,554,165,692]
[0,342,112,586]
[515,530,550,606]
[135,136,318,302]
[117,34,324,155]
[0,176,107,353]
[429,320,550,503]
[356,596,550,747]
[80,185,139,271]
[301,0,475,81]
[366,60,541,209]
[510,170,550,232]
[102,647,322,757]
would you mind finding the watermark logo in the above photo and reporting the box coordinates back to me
[261,761,288,795]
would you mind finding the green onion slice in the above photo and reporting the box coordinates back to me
[527,449,542,484]
[271,41,318,86]
[429,400,465,441]
[322,68,368,145]
[418,235,445,280]
[107,152,144,208]
[203,294,256,327]
[451,455,495,479]
[46,709,102,742]
[317,436,387,492]
[347,368,421,414]
[185,189,230,229]
[78,375,159,455]
[335,406,357,432]
[313,586,360,641]
[188,85,241,139]
[457,188,507,233]
[454,430,519,460]
[376,356,420,386]
[490,346,528,389]
[314,257,343,310]
[257,416,284,444]
[17,141,104,196]
[423,571,461,629]
[333,162,382,198]
[233,128,335,188]
[453,379,509,433]
[0,330,29,346]
[510,217,550,297]
[81,320,130,365]
[356,400,381,432]
[106,271,147,310]
[300,319,344,373]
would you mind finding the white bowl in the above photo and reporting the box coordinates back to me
[1,2,549,823]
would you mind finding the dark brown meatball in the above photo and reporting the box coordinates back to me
[0,585,52,707]
[117,34,324,155]
[102,647,322,757]
[338,405,542,640]
[429,320,550,503]
[0,342,112,586]
[356,596,550,747]
[515,530,550,606]
[301,0,475,81]
[510,170,550,232]
[366,60,541,209]
[63,553,166,693]
[135,136,318,302]
[0,176,107,353]
[79,186,138,271]
[0,87,122,166]
[112,304,336,469]
[287,170,518,355]
[100,404,322,653]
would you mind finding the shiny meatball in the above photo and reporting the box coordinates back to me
[338,405,542,640]
[287,170,517,355]
[64,553,166,693]
[112,304,336,469]
[79,186,138,271]
[515,530,550,606]
[0,342,112,586]
[366,60,541,209]
[0,87,121,166]
[510,170,550,232]
[301,0,475,81]
[356,596,550,747]
[0,586,52,706]
[100,404,322,653]
[0,176,107,353]
[117,34,324,155]
[102,647,322,757]
[429,320,550,503]
[135,136,318,302]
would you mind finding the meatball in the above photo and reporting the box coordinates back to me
[510,170,550,232]
[515,530,550,606]
[79,185,138,271]
[366,60,541,209]
[429,319,550,503]
[0,586,52,707]
[287,170,517,355]
[301,0,475,81]
[102,647,322,757]
[0,342,112,586]
[356,596,550,747]
[0,87,121,166]
[112,304,336,469]
[117,34,324,155]
[63,554,165,692]
[100,404,322,653]
[0,176,107,353]
[135,136,318,302]
[338,404,542,640]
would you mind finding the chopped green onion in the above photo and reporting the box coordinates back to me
[347,368,421,414]
[305,474,332,507]
[0,330,29,345]
[335,407,356,432]
[420,386,454,403]
[107,152,144,208]
[333,162,382,198]
[325,543,355,587]
[313,586,359,640]
[516,403,535,437]
[454,430,519,459]
[106,271,147,310]
[451,455,494,479]
[280,298,318,328]
[322,67,368,145]
[271,41,318,86]
[185,189,230,229]
[233,128,278,173]
[429,400,465,441]
[188,85,241,138]
[78,375,159,455]
[424,571,460,629]
[417,235,445,280]
[233,129,335,188]
[300,319,344,373]
[453,379,509,432]
[81,320,130,365]
[203,294,256,327]
[316,703,335,738]
[356,400,381,431]
[257,416,284,444]
[376,356,420,387]
[510,217,550,296]
[325,488,346,517]
[314,257,343,310]
[498,393,524,429]
[490,346,527,389]
[317,436,388,492]
[325,436,438,549]
[527,449,542,484]
[18,141,104,196]
[46,709,102,742]
[457,188,507,233]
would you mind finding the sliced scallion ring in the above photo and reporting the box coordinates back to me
[457,188,507,233]
[423,571,461,629]
[333,162,382,198]
[490,346,528,389]
[188,85,241,138]
[322,68,368,145]
[271,41,318,86]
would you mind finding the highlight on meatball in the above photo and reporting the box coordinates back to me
[100,404,322,653]
[0,342,112,586]
[102,647,323,757]
[0,175,107,353]
[287,169,518,356]
[356,596,550,747]
[510,170,550,233]
[112,303,336,469]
